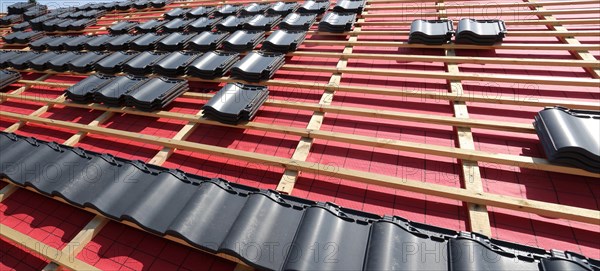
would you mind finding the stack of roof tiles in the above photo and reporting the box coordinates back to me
[333,0,365,13]
[3,30,45,44]
[125,77,189,111]
[0,70,22,90]
[318,12,356,33]
[262,29,307,52]
[222,30,265,52]
[153,51,202,77]
[243,14,282,30]
[123,51,168,75]
[267,2,298,15]
[455,19,507,45]
[202,83,269,124]
[408,19,455,45]
[534,107,600,173]
[186,51,240,79]
[230,51,285,82]
[187,31,229,51]
[276,13,317,30]
[1,131,599,271]
[298,0,330,14]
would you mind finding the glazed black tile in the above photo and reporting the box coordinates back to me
[186,6,216,18]
[70,18,97,31]
[7,51,42,70]
[0,14,23,25]
[106,34,141,51]
[0,51,22,68]
[297,0,330,14]
[29,14,55,30]
[45,35,72,50]
[95,51,141,74]
[202,83,268,123]
[188,17,221,32]
[318,12,356,33]
[29,36,54,51]
[333,0,365,13]
[186,50,239,79]
[216,15,254,32]
[151,0,174,8]
[1,131,600,271]
[28,51,61,71]
[455,19,507,45]
[162,18,194,33]
[214,4,243,17]
[134,19,167,33]
[65,73,116,103]
[69,51,110,73]
[279,13,316,31]
[221,30,265,52]
[3,31,45,44]
[156,32,196,51]
[7,2,35,14]
[243,14,281,31]
[48,51,79,72]
[0,70,22,90]
[164,8,190,19]
[240,3,272,15]
[85,34,114,51]
[187,31,229,51]
[153,51,202,77]
[230,51,285,82]
[134,0,150,10]
[64,35,93,51]
[262,29,307,52]
[94,74,148,106]
[267,2,298,15]
[108,20,138,34]
[123,51,169,75]
[124,77,189,111]
[116,1,134,11]
[408,19,454,45]
[11,21,31,32]
[130,33,166,51]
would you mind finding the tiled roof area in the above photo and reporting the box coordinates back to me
[0,0,599,270]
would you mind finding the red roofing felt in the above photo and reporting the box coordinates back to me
[1,0,600,270]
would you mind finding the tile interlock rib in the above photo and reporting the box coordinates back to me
[1,132,599,271]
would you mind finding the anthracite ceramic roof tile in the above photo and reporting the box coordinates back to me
[125,77,189,111]
[108,20,138,35]
[153,51,202,77]
[63,35,93,51]
[267,1,299,15]
[41,18,65,31]
[3,132,597,271]
[186,6,216,18]
[202,83,269,123]
[23,5,48,20]
[134,0,150,10]
[0,51,21,69]
[534,107,600,173]
[214,4,243,17]
[65,73,116,103]
[164,7,191,19]
[222,30,265,52]
[134,19,167,33]
[409,19,454,45]
[151,0,174,8]
[11,21,31,32]
[262,29,307,52]
[162,18,194,33]
[28,51,61,71]
[85,34,114,51]
[297,0,330,14]
[186,50,240,79]
[106,34,141,51]
[68,51,109,73]
[130,33,167,51]
[230,51,285,82]
[93,74,148,106]
[333,0,365,13]
[455,19,507,45]
[44,35,72,50]
[240,3,272,15]
[279,13,317,31]
[47,51,79,72]
[116,1,134,11]
[188,16,221,32]
[30,14,55,30]
[124,51,169,75]
[157,32,196,51]
[318,12,357,33]
[7,2,36,14]
[216,15,254,32]
[3,31,45,44]
[187,31,229,51]
[69,18,97,31]
[7,51,42,70]
[0,70,22,90]
[243,14,282,31]
[95,51,141,74]
[0,14,23,25]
